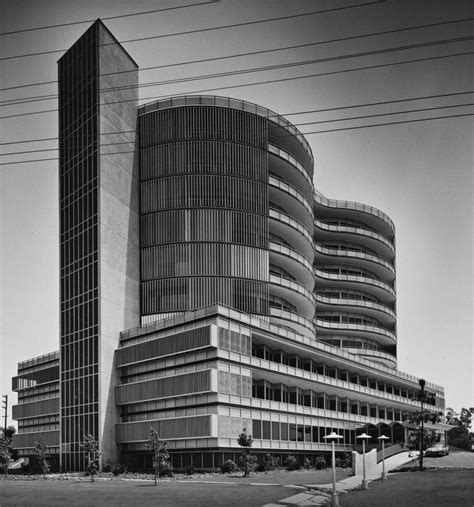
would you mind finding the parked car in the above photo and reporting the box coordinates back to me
[425,444,449,457]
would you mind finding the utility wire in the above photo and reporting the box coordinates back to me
[2,50,472,120]
[2,16,473,92]
[1,90,472,146]
[0,1,216,36]
[0,1,383,61]
[1,112,472,166]
[2,103,473,157]
[3,35,473,107]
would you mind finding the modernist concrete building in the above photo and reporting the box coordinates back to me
[12,20,447,472]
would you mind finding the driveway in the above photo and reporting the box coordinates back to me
[422,450,474,468]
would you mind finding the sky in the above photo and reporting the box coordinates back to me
[1,0,473,427]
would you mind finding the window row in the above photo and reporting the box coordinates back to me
[141,175,268,214]
[319,336,382,351]
[316,288,379,304]
[141,140,267,182]
[319,241,378,256]
[141,243,268,281]
[141,209,268,249]
[139,106,267,149]
[318,264,380,280]
[317,312,384,328]
[252,380,402,420]
[250,340,435,403]
[141,277,269,315]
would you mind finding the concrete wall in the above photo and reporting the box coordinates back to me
[97,23,140,463]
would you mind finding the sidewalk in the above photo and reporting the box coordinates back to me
[265,452,415,506]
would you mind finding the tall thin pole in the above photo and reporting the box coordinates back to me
[419,379,425,471]
[381,440,386,479]
[362,439,367,488]
[331,440,337,499]
[2,395,7,437]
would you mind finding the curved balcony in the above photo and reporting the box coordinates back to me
[270,274,315,319]
[269,307,315,337]
[315,319,397,347]
[315,294,396,326]
[268,144,313,200]
[269,209,314,261]
[344,348,397,368]
[269,175,313,230]
[267,120,313,176]
[314,219,394,260]
[313,191,395,239]
[269,242,314,290]
[314,244,395,282]
[314,269,396,303]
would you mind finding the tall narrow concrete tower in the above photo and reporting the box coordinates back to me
[58,20,140,470]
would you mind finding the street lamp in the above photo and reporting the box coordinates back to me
[356,432,371,489]
[323,432,343,507]
[377,435,390,481]
[418,378,426,470]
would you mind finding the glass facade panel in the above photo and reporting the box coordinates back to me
[58,23,99,471]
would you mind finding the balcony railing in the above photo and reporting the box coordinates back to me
[313,191,395,232]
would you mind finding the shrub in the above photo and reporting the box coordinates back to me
[314,455,327,470]
[303,457,312,470]
[103,458,114,473]
[221,459,239,474]
[284,455,300,471]
[112,463,127,476]
[185,466,194,475]
[335,452,352,469]
[258,453,280,472]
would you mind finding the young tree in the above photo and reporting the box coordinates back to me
[80,434,100,482]
[33,437,50,478]
[446,407,474,450]
[147,427,171,485]
[404,379,442,471]
[0,436,12,477]
[237,428,254,477]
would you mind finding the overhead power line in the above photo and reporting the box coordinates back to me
[2,35,473,107]
[0,1,216,36]
[3,16,473,92]
[0,1,383,61]
[1,112,472,166]
[2,90,472,147]
[1,103,473,158]
[2,50,473,120]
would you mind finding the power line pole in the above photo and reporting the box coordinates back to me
[1,395,7,437]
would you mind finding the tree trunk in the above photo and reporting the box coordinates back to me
[154,465,157,486]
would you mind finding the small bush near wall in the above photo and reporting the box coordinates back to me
[257,453,280,472]
[221,459,239,473]
[314,456,327,470]
[284,455,300,471]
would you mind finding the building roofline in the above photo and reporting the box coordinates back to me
[57,18,139,69]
